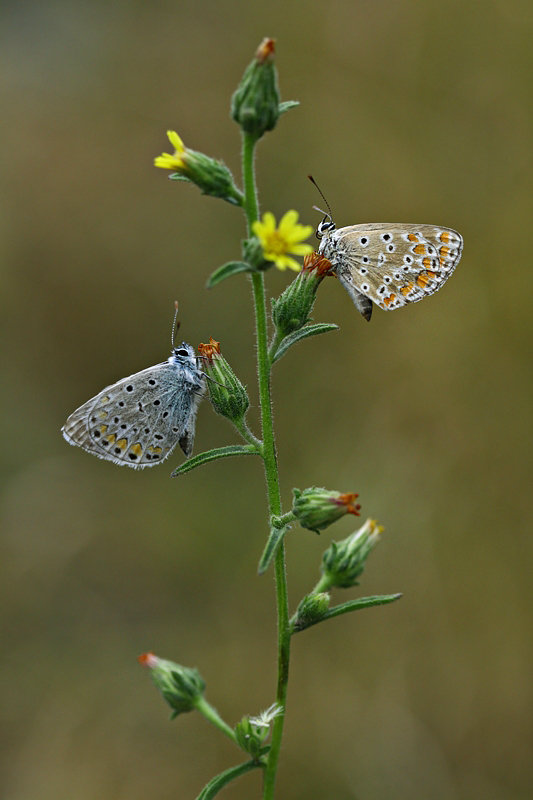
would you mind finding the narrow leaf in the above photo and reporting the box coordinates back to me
[172,445,259,477]
[168,173,191,182]
[278,100,300,115]
[293,593,402,631]
[271,323,339,364]
[207,261,252,289]
[196,759,263,800]
[258,524,291,575]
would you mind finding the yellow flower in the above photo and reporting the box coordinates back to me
[252,210,313,271]
[154,131,187,170]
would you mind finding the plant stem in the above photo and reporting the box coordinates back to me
[241,131,291,800]
[194,696,238,745]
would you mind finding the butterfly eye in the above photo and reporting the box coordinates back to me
[316,219,335,239]
[175,347,189,357]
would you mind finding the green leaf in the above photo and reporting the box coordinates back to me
[168,173,191,182]
[293,593,402,632]
[278,100,300,115]
[196,759,263,800]
[258,523,291,575]
[271,323,339,364]
[207,261,252,289]
[171,445,260,476]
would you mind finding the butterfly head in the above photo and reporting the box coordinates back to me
[315,212,336,240]
[171,342,196,365]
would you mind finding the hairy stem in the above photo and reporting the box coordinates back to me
[241,131,291,800]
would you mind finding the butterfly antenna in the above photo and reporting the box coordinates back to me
[308,174,333,221]
[172,300,181,349]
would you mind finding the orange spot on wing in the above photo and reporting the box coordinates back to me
[422,256,432,268]
[416,273,430,288]
[104,433,116,445]
[439,245,451,267]
[130,443,142,457]
[99,424,108,434]
[413,244,426,255]
[401,282,414,296]
[407,233,419,242]
[439,231,451,243]
[384,293,397,307]
[116,438,128,450]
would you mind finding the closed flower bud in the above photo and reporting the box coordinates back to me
[198,338,250,423]
[272,252,333,336]
[155,131,243,206]
[321,518,383,589]
[292,487,361,534]
[231,38,280,138]
[138,652,205,718]
[293,592,330,632]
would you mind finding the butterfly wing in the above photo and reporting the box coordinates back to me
[320,223,463,319]
[62,360,205,468]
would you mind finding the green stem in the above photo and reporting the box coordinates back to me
[241,132,260,230]
[194,696,238,745]
[233,417,264,451]
[268,330,284,365]
[242,130,290,800]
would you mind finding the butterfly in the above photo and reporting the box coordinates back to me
[62,342,206,469]
[316,217,463,321]
[308,176,463,322]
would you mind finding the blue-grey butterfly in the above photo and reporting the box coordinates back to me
[62,309,206,468]
[310,177,463,321]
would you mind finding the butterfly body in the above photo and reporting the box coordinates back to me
[62,343,206,468]
[317,221,463,321]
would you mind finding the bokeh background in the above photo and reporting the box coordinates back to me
[2,1,532,798]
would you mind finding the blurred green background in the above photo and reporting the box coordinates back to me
[2,1,532,798]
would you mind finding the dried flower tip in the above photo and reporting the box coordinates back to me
[249,702,283,728]
[302,251,334,277]
[197,337,221,363]
[255,37,276,63]
[335,492,362,516]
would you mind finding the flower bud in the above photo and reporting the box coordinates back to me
[293,592,330,632]
[321,518,383,589]
[292,487,361,534]
[154,131,243,206]
[231,38,280,138]
[138,652,205,718]
[242,236,270,271]
[272,252,333,336]
[197,338,249,423]
[234,703,282,758]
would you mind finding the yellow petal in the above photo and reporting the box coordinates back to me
[290,243,314,256]
[261,211,277,233]
[278,209,299,236]
[167,130,185,152]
